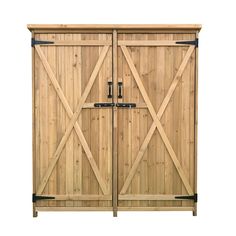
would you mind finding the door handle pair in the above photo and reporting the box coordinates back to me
[107,81,123,99]
[105,81,135,108]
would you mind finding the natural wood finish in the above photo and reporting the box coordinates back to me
[119,46,195,195]
[35,195,112,200]
[36,206,193,211]
[81,103,147,108]
[118,207,194,211]
[28,24,202,31]
[73,33,82,207]
[112,30,118,217]
[36,207,113,211]
[32,31,37,217]
[37,40,111,46]
[118,40,196,46]
[193,32,199,216]
[31,28,199,215]
[119,194,191,200]
[35,45,110,195]
[120,45,194,195]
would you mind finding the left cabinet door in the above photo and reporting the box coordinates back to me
[33,33,113,210]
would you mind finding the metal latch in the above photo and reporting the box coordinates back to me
[94,103,115,108]
[116,103,136,108]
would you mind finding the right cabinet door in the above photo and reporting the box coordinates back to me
[117,33,197,209]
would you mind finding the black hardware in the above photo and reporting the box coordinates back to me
[32,193,55,202]
[116,103,136,108]
[31,38,54,47]
[118,82,123,98]
[94,103,115,108]
[175,193,198,202]
[176,38,198,47]
[107,81,113,98]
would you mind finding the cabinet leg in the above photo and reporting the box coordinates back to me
[113,209,118,217]
[33,205,38,217]
[193,204,197,216]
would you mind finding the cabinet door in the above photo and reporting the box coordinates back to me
[33,33,113,208]
[116,33,196,209]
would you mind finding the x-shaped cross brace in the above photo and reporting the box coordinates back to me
[119,45,195,195]
[35,45,110,195]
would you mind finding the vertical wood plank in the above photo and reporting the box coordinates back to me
[81,34,89,206]
[56,33,66,207]
[193,32,198,216]
[189,47,195,207]
[112,30,118,216]
[99,33,112,207]
[147,33,157,207]
[39,34,49,207]
[89,33,99,207]
[155,34,165,207]
[117,33,124,208]
[73,33,82,207]
[34,34,41,208]
[98,33,105,207]
[32,31,37,216]
[180,36,192,207]
[172,34,182,207]
[65,34,74,207]
[47,33,57,207]
[107,34,112,205]
[130,33,140,207]
[139,34,149,207]
[125,34,132,208]
[164,34,174,207]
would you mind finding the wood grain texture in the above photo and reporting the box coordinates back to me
[32,28,198,214]
[117,33,196,208]
[27,24,202,31]
[34,33,112,208]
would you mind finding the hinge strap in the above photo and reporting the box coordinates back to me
[31,38,54,47]
[176,38,198,47]
[32,193,55,202]
[175,193,198,202]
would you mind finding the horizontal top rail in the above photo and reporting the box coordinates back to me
[27,24,202,32]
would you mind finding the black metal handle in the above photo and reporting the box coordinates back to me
[116,103,136,108]
[94,103,115,108]
[107,81,113,98]
[118,82,122,98]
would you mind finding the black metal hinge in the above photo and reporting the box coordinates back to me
[31,38,54,47]
[176,38,198,47]
[175,193,198,202]
[32,193,55,202]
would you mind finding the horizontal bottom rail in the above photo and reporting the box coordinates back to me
[35,206,193,212]
[36,207,113,211]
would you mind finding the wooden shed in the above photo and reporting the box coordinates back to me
[28,24,201,217]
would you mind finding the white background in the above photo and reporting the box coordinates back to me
[0,0,235,235]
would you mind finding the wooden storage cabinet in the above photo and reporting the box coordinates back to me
[28,24,201,217]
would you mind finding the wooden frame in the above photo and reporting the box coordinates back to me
[29,24,201,217]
